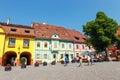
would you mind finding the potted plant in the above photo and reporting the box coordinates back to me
[34,61,39,67]
[20,57,27,69]
[51,61,56,65]
[43,61,47,66]
[4,64,12,71]
[71,58,76,63]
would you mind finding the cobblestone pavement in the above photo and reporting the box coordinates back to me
[0,62,120,80]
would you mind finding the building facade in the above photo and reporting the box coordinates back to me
[107,25,120,59]
[67,30,95,57]
[0,26,5,65]
[0,21,95,66]
[33,22,74,63]
[0,22,34,66]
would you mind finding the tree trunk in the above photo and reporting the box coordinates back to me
[105,48,111,61]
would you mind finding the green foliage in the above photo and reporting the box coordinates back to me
[20,57,26,65]
[83,11,118,52]
[7,64,11,66]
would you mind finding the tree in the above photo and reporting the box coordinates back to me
[83,11,118,59]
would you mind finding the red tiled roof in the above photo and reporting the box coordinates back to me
[0,22,35,37]
[67,29,85,43]
[33,22,73,41]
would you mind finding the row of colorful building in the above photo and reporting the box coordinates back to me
[1,20,120,66]
[0,20,95,66]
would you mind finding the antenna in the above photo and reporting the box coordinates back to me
[7,18,10,25]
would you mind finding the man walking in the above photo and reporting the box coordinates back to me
[64,55,69,66]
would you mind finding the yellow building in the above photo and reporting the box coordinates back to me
[0,26,5,66]
[0,22,34,66]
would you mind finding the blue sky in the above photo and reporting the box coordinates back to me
[0,0,120,33]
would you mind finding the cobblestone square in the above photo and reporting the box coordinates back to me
[0,62,120,80]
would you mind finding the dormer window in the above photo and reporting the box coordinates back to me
[42,34,44,36]
[54,35,57,37]
[52,34,59,39]
[11,29,17,32]
[25,30,30,33]
[74,36,79,40]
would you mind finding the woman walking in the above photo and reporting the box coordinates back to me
[87,55,91,66]
[78,56,83,67]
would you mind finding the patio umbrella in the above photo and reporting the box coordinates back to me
[81,51,90,55]
[91,51,105,54]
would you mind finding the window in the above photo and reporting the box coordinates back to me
[60,54,63,58]
[54,42,57,48]
[52,34,59,38]
[74,36,79,40]
[71,54,73,58]
[69,44,72,49]
[36,54,41,59]
[44,42,48,48]
[42,34,44,36]
[23,39,30,47]
[44,54,47,59]
[25,30,30,33]
[37,42,40,48]
[82,45,85,49]
[76,53,79,57]
[53,54,56,58]
[62,43,65,48]
[11,29,17,32]
[8,38,16,47]
[76,45,79,49]
[54,35,57,37]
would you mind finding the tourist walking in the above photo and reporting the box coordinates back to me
[64,55,69,66]
[87,55,90,66]
[78,56,83,67]
[11,57,16,66]
[90,54,94,65]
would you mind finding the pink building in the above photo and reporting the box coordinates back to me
[67,30,95,57]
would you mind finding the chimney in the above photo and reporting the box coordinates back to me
[42,22,46,25]
[7,18,10,25]
[31,23,33,27]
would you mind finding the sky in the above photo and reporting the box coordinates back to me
[0,0,120,34]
